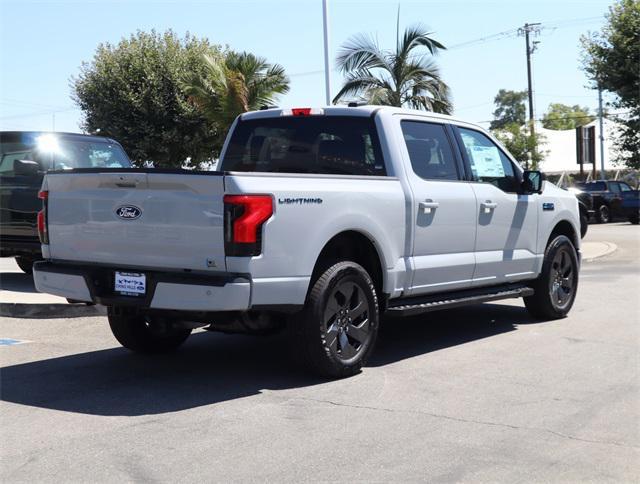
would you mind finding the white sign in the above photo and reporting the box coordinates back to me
[469,145,505,178]
[114,272,146,295]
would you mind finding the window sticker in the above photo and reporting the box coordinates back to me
[468,145,505,178]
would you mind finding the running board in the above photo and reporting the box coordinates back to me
[386,284,534,317]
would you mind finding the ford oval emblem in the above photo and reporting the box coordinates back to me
[115,205,142,220]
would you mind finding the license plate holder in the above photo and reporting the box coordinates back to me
[114,271,146,296]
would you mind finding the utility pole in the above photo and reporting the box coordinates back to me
[597,84,606,180]
[519,22,541,169]
[322,0,331,105]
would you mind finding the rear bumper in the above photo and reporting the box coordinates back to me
[33,262,251,311]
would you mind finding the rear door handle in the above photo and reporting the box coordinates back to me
[481,201,498,213]
[419,200,440,214]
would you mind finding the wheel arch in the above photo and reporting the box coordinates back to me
[548,219,579,250]
[309,230,386,303]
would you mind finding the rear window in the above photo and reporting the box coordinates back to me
[220,116,386,176]
[575,181,606,192]
[0,132,131,176]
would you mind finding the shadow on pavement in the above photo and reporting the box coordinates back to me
[1,303,538,416]
[0,271,38,293]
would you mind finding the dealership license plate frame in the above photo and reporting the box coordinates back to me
[114,271,146,297]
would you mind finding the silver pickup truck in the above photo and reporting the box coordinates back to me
[33,106,581,378]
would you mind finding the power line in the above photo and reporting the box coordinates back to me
[475,111,630,124]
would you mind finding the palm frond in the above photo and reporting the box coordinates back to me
[399,25,446,59]
[335,33,391,74]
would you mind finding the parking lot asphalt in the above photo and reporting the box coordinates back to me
[1,223,638,482]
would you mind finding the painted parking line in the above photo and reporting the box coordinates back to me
[0,338,31,346]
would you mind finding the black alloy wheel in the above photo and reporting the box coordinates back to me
[548,247,577,311]
[524,235,579,320]
[323,280,373,362]
[288,261,379,378]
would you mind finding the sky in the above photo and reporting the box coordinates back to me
[0,0,614,134]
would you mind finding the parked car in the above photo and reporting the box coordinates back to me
[621,190,640,224]
[574,180,638,224]
[0,131,131,273]
[33,106,581,378]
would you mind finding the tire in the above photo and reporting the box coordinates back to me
[15,256,34,274]
[288,261,379,378]
[524,235,579,320]
[107,307,191,353]
[629,214,639,225]
[579,211,589,239]
[596,204,610,224]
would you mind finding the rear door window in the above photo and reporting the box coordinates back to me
[221,116,385,176]
[401,121,460,181]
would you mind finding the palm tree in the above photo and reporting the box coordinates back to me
[333,25,452,114]
[183,51,289,134]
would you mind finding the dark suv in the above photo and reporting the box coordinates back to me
[0,131,131,273]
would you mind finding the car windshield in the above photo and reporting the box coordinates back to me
[0,132,131,175]
[575,181,606,192]
[220,115,385,176]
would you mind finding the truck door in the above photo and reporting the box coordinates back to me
[454,126,539,285]
[398,118,477,296]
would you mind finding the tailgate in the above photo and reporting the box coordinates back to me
[45,170,226,272]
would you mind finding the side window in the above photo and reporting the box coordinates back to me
[609,182,621,194]
[620,182,632,192]
[401,121,460,181]
[458,127,518,193]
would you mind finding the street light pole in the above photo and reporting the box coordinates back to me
[322,0,331,105]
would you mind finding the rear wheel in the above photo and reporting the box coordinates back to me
[629,214,639,225]
[108,308,191,353]
[288,261,379,378]
[15,256,35,274]
[524,235,579,320]
[596,204,610,223]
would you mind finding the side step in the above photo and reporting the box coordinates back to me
[386,284,534,317]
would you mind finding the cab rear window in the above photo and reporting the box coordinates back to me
[221,116,386,176]
[0,132,131,176]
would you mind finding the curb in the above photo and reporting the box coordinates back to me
[0,303,106,319]
[582,241,618,262]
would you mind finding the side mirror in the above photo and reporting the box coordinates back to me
[13,159,40,176]
[523,170,543,194]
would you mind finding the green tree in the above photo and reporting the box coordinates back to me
[581,0,640,168]
[493,123,546,170]
[182,51,289,141]
[542,103,595,130]
[333,25,452,113]
[73,30,220,168]
[489,89,527,130]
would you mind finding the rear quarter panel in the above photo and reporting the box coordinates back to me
[224,173,406,304]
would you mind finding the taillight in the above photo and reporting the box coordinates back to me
[37,190,49,244]
[224,195,273,256]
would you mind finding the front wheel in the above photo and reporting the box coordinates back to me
[596,204,610,223]
[288,261,379,378]
[108,308,192,353]
[524,235,579,320]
